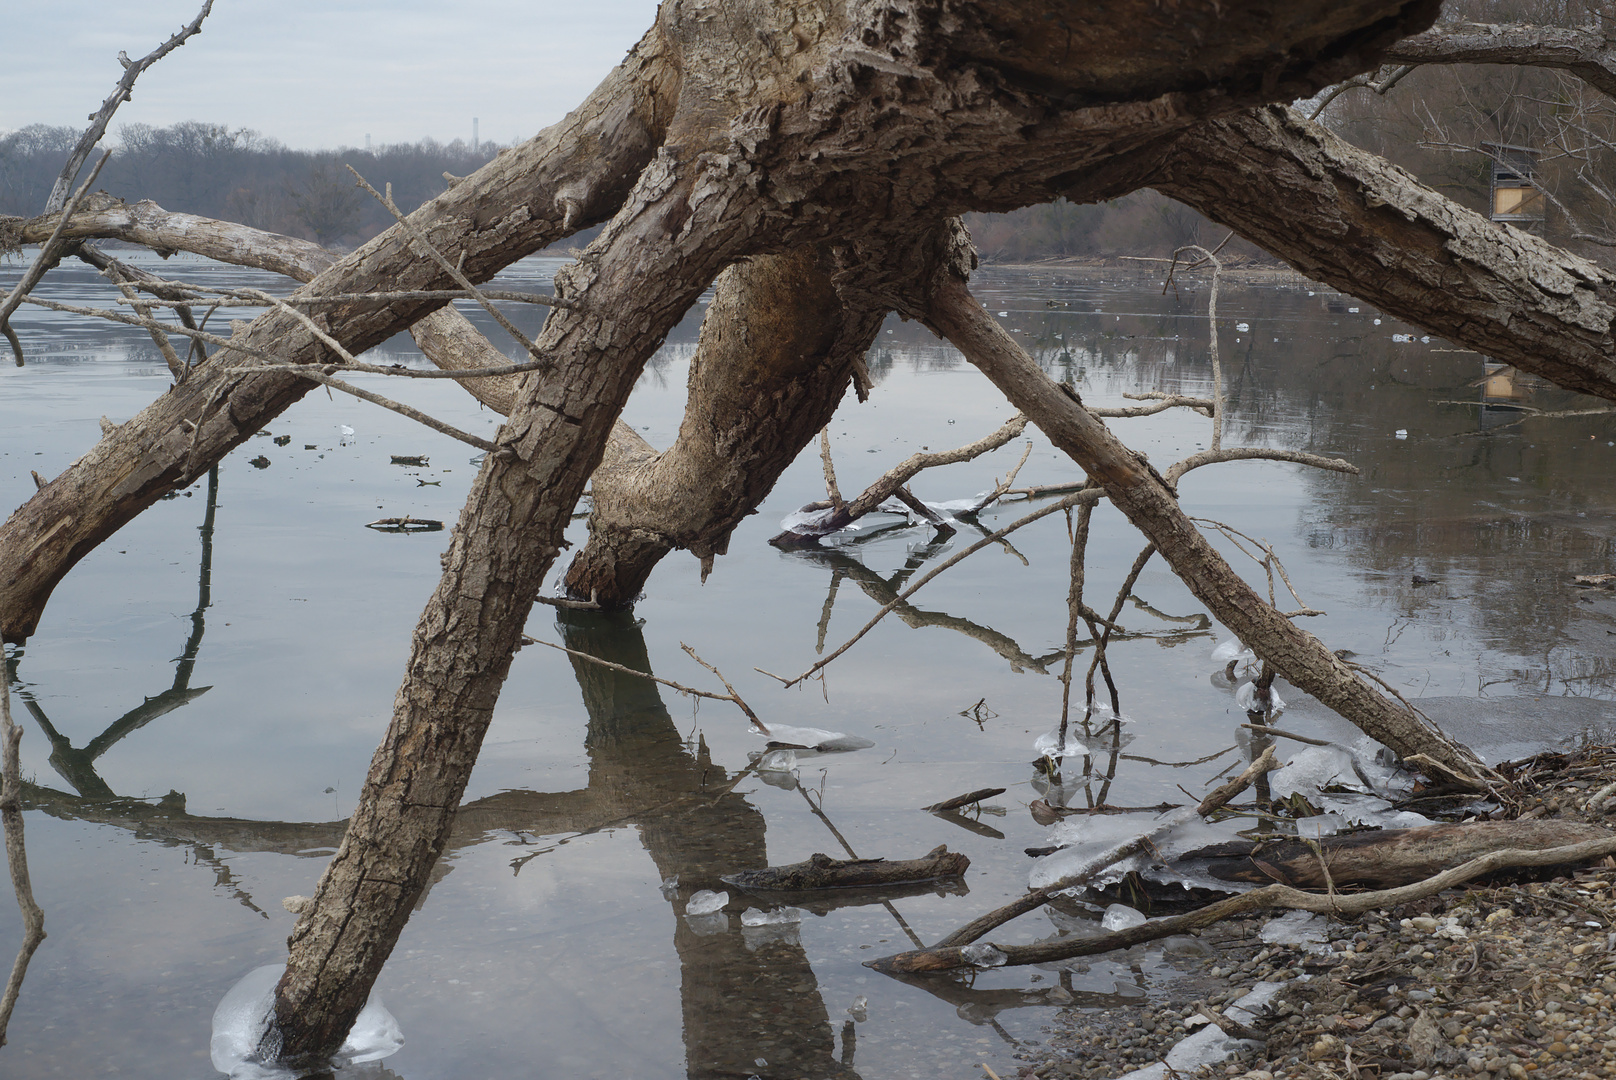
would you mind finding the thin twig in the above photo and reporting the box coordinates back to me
[758,488,1100,688]
[526,638,769,736]
[347,168,548,365]
[110,284,565,309]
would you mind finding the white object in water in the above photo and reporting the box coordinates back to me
[211,964,402,1078]
[1395,429,1408,439]
[752,722,874,751]
[741,906,807,926]
[1234,680,1287,716]
[1101,903,1147,931]
[1210,638,1258,677]
[686,889,728,916]
[1234,322,1249,332]
[756,748,798,773]
[961,943,1008,968]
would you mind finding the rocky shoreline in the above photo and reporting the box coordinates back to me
[1018,752,1616,1080]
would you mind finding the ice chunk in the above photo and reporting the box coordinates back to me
[961,943,1008,968]
[847,994,869,1022]
[1234,680,1286,716]
[753,723,875,751]
[659,876,680,900]
[1395,428,1408,439]
[777,506,841,536]
[1112,982,1283,1080]
[1294,812,1345,838]
[211,964,402,1078]
[685,912,728,937]
[1235,322,1250,332]
[1101,904,1147,931]
[687,889,729,916]
[1033,708,1131,760]
[741,906,807,927]
[755,748,798,774]
[1268,744,1363,800]
[1210,639,1259,678]
[1260,910,1330,953]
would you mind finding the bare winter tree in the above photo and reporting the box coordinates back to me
[6,0,1616,1067]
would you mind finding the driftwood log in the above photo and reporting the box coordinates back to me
[1186,820,1615,889]
[722,845,969,891]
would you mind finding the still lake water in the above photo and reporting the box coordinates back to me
[2,251,1615,1078]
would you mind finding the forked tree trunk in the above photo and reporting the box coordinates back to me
[564,245,885,606]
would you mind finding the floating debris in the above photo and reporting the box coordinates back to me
[272,435,291,446]
[248,456,270,469]
[390,455,429,467]
[365,516,444,533]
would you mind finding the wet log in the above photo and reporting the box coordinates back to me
[1186,819,1615,889]
[924,788,1006,813]
[722,845,969,891]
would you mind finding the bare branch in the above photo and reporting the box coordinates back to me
[46,1,214,212]
[347,168,549,366]
[1384,23,1616,101]
[525,637,767,735]
[758,488,1100,689]
[1167,447,1360,484]
[0,152,111,365]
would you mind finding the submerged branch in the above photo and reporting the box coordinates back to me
[0,646,46,1045]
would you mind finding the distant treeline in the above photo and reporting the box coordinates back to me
[0,122,505,248]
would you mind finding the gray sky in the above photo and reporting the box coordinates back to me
[2,0,661,151]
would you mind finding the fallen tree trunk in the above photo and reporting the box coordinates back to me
[1188,819,1614,888]
[920,261,1495,786]
[721,845,969,891]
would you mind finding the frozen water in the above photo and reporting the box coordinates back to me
[1235,322,1250,332]
[756,748,798,773]
[1210,639,1258,677]
[659,876,680,900]
[1268,744,1363,799]
[777,506,841,536]
[847,994,869,1022]
[1033,708,1131,760]
[685,912,728,937]
[210,964,402,1079]
[1101,904,1147,931]
[961,943,1008,968]
[1031,812,1252,893]
[741,906,807,927]
[1293,813,1345,838]
[687,889,729,916]
[1234,680,1286,716]
[753,723,875,751]
[1110,982,1283,1080]
[1259,910,1330,953]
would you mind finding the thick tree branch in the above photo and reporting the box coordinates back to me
[1384,23,1616,100]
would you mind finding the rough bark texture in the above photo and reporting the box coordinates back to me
[1151,106,1616,401]
[1189,819,1616,888]
[1384,22,1616,98]
[920,269,1491,782]
[564,246,885,606]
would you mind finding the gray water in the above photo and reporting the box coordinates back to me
[2,251,1614,1079]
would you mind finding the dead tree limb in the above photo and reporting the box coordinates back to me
[870,831,1616,974]
[921,266,1495,787]
[1152,105,1616,404]
[1383,23,1616,100]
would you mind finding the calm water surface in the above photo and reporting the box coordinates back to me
[1,252,1614,1079]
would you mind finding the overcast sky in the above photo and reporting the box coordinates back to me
[2,0,662,151]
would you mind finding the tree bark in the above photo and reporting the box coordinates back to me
[1383,22,1616,99]
[721,845,969,891]
[1151,105,1616,402]
[564,246,885,607]
[919,265,1493,785]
